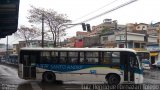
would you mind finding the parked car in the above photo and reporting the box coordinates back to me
[141,59,151,70]
[152,60,160,69]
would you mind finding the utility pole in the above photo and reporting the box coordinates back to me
[157,27,160,61]
[42,14,44,48]
[6,36,8,62]
[142,27,148,46]
[125,27,127,48]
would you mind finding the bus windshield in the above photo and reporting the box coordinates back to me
[137,52,150,62]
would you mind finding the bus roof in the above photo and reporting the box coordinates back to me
[20,47,136,53]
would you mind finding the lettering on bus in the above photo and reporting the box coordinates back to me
[36,64,83,72]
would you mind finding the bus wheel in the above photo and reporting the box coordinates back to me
[42,72,56,83]
[107,74,120,85]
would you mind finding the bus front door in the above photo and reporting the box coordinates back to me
[23,54,36,79]
[122,52,134,83]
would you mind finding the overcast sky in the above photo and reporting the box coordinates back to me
[1,0,160,44]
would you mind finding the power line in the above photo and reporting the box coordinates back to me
[82,0,138,23]
[65,0,138,29]
[73,0,119,22]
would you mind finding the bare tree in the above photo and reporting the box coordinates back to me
[27,6,71,47]
[14,25,41,46]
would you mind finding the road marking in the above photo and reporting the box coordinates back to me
[31,82,42,90]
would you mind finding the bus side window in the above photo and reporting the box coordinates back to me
[68,52,78,64]
[102,52,111,64]
[40,51,50,64]
[112,52,120,64]
[86,52,99,64]
[80,52,86,64]
[51,51,58,63]
[59,52,67,64]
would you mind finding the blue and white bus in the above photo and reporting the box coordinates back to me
[18,48,143,85]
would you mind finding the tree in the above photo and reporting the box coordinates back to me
[14,25,41,46]
[27,6,71,47]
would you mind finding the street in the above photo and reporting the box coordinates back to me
[0,64,160,90]
[0,63,85,90]
[143,69,160,84]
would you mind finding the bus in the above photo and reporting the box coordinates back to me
[18,48,143,85]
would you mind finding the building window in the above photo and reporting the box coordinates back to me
[134,43,140,48]
[103,37,108,41]
[142,26,145,29]
[119,44,124,48]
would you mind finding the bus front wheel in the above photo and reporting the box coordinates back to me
[107,74,120,85]
[42,72,56,83]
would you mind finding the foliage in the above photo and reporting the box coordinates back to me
[27,6,71,47]
[14,25,41,46]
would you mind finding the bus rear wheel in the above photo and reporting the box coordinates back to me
[42,72,56,83]
[107,74,120,85]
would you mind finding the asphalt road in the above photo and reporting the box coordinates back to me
[0,63,85,90]
[0,63,160,90]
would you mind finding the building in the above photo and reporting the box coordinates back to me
[115,32,157,48]
[66,20,159,55]
[135,23,148,31]
[64,37,77,47]
[76,31,89,39]
[87,19,125,37]
[145,22,160,64]
[13,44,19,54]
[0,43,14,62]
[0,43,6,57]
[10,40,55,54]
[147,44,159,65]
[19,40,54,48]
[100,31,115,47]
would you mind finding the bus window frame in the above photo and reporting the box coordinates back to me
[79,51,100,64]
[101,51,120,66]
[68,51,79,64]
